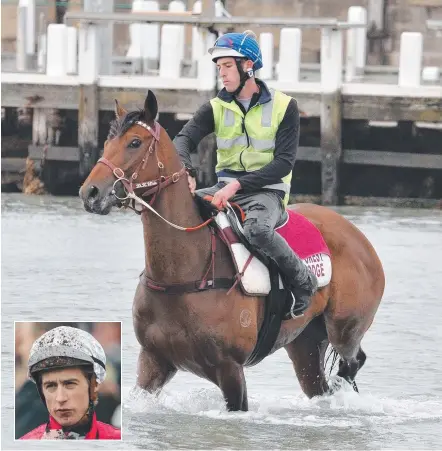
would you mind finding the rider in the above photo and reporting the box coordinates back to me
[173,30,318,316]
[20,326,121,440]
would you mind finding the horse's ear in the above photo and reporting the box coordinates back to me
[143,90,158,125]
[114,99,127,119]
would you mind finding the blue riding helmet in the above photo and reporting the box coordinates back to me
[208,31,263,72]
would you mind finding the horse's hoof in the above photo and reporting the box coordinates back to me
[327,376,344,395]
[327,376,359,395]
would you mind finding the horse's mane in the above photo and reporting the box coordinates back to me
[108,109,145,140]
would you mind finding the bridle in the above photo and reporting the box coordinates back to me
[97,119,212,232]
[95,117,245,296]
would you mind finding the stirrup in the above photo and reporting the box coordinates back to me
[289,291,305,318]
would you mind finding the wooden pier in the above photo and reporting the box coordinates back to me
[1,2,441,205]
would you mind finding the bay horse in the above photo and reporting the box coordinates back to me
[79,91,385,411]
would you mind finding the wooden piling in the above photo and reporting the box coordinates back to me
[320,91,342,205]
[78,84,99,178]
[78,24,100,178]
[320,28,343,205]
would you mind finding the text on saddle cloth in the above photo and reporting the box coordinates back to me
[214,209,332,296]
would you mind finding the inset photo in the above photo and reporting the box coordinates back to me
[15,321,122,440]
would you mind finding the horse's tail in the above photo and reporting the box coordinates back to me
[325,345,340,377]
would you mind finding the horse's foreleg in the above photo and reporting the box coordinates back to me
[285,333,329,398]
[136,347,177,394]
[215,363,248,411]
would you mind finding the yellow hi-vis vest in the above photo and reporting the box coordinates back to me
[210,89,293,205]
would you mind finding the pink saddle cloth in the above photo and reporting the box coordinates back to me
[276,210,330,259]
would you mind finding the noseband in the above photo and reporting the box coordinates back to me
[97,120,186,213]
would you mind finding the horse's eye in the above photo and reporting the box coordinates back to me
[128,138,142,149]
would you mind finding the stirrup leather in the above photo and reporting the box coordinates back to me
[289,291,306,318]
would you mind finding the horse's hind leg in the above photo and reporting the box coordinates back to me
[325,316,367,390]
[336,347,366,391]
[214,363,248,411]
[285,315,330,398]
[136,347,177,394]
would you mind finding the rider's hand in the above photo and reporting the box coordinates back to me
[211,180,241,210]
[187,175,196,195]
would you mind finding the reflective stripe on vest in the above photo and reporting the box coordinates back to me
[261,101,273,127]
[224,109,235,127]
[211,89,293,204]
[216,136,275,151]
[224,102,273,128]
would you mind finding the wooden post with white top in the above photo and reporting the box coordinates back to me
[398,32,423,87]
[345,6,367,82]
[278,28,302,83]
[258,33,274,80]
[84,0,114,76]
[127,1,160,74]
[320,27,343,205]
[16,6,28,71]
[16,0,36,71]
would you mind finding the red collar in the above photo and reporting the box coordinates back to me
[48,412,98,439]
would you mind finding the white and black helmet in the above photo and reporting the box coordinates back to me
[28,326,106,384]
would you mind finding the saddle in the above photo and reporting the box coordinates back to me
[195,195,332,366]
[214,205,332,297]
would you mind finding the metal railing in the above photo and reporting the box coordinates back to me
[64,11,365,29]
[427,20,442,31]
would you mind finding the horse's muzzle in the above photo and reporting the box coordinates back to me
[80,184,117,215]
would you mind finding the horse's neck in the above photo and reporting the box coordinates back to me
[141,170,211,285]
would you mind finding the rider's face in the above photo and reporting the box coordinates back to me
[216,57,241,92]
[41,368,90,427]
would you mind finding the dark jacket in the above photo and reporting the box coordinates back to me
[15,379,49,439]
[173,79,300,196]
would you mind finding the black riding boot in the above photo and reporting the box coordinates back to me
[288,261,319,318]
[290,285,314,317]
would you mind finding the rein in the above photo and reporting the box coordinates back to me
[98,117,245,296]
[97,120,213,232]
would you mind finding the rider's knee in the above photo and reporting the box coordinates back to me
[243,220,273,247]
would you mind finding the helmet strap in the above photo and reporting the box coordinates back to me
[58,374,96,435]
[232,58,253,97]
[38,371,97,437]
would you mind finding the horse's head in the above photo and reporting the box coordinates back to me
[80,90,171,215]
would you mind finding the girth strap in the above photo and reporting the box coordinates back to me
[139,271,235,295]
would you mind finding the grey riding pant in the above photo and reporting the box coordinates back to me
[197,183,311,288]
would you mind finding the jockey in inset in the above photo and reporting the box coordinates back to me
[20,326,121,440]
[174,30,318,316]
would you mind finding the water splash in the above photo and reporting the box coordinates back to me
[123,381,442,429]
